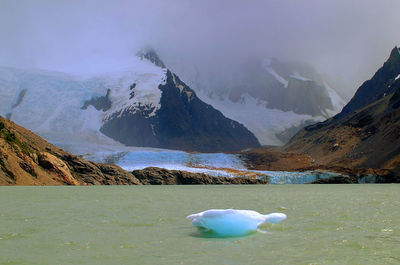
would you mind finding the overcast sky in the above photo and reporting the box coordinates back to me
[1,0,399,95]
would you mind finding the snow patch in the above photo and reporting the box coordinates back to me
[290,72,312,82]
[324,82,346,115]
[266,67,288,88]
[262,59,288,88]
[101,58,167,120]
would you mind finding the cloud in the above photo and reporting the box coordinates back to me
[0,0,399,93]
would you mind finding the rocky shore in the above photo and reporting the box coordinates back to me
[239,146,400,184]
[132,167,267,185]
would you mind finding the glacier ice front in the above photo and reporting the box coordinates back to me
[77,147,344,183]
[187,209,287,237]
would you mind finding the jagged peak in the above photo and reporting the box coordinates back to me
[389,46,400,59]
[136,47,166,68]
[335,46,400,118]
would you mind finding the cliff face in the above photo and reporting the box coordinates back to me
[0,116,141,185]
[285,47,400,174]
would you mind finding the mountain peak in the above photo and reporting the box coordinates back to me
[337,46,400,118]
[388,46,400,62]
[136,48,166,68]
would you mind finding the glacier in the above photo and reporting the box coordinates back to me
[194,91,321,145]
[0,56,166,145]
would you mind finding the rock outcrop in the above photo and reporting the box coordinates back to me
[81,89,112,111]
[131,167,268,185]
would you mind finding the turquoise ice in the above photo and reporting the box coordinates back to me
[187,209,287,237]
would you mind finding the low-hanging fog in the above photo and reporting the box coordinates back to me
[1,0,400,97]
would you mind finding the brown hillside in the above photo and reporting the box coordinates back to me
[0,116,141,185]
[284,47,400,175]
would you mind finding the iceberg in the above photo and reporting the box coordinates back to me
[187,209,286,237]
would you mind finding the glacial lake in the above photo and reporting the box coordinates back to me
[1,185,399,265]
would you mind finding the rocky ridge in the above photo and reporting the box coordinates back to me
[283,46,400,177]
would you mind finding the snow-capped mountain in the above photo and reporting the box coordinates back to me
[0,49,260,152]
[168,57,346,145]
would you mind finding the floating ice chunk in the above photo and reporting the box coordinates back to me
[187,209,286,237]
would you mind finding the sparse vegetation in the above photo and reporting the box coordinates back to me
[4,131,16,143]
[0,126,33,155]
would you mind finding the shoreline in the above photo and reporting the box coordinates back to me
[238,146,400,183]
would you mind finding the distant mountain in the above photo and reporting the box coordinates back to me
[168,57,346,145]
[285,46,400,174]
[0,49,260,152]
[100,49,260,152]
[228,58,344,117]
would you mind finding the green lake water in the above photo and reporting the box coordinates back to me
[0,185,399,265]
